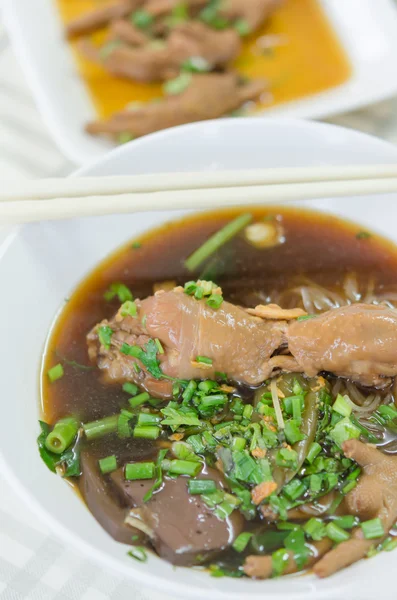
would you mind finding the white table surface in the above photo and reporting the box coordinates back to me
[2,9,397,600]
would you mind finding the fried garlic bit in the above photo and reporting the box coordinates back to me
[244,220,285,248]
[247,303,307,320]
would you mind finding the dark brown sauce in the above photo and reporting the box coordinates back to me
[41,206,397,566]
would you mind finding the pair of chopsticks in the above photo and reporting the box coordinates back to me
[2,164,397,224]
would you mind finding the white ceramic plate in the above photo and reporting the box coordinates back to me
[3,0,397,165]
[1,118,397,600]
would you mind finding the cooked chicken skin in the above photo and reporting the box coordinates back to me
[86,73,266,138]
[88,293,397,393]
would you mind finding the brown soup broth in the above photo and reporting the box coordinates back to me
[41,207,397,551]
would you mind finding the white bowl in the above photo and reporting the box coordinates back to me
[1,118,397,600]
[3,0,397,165]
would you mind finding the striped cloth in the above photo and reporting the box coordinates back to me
[2,11,397,599]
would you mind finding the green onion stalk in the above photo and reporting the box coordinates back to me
[45,417,79,454]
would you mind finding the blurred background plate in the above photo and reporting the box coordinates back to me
[2,0,397,166]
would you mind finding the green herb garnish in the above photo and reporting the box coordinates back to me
[104,282,133,302]
[47,363,64,383]
[98,325,113,349]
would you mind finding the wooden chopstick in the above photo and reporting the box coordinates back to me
[1,175,397,225]
[3,164,397,203]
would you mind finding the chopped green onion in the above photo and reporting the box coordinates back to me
[202,490,225,510]
[133,425,160,439]
[284,529,312,569]
[202,430,217,449]
[332,394,352,418]
[182,380,197,403]
[309,473,322,494]
[243,404,253,420]
[269,494,288,521]
[199,2,229,29]
[378,404,397,422]
[275,447,298,470]
[154,338,164,354]
[47,363,64,383]
[234,18,251,36]
[291,396,302,423]
[188,479,216,494]
[118,132,135,145]
[361,518,385,540]
[104,282,133,302]
[232,450,257,482]
[118,410,133,438]
[171,2,188,20]
[45,417,79,454]
[163,72,192,96]
[184,281,198,295]
[381,537,397,552]
[181,56,211,73]
[293,379,304,394]
[195,355,213,366]
[125,461,155,480]
[333,515,358,530]
[120,301,137,318]
[277,522,301,531]
[272,548,290,576]
[186,434,205,454]
[127,546,147,562]
[98,326,113,349]
[198,380,217,393]
[325,522,350,543]
[83,414,119,440]
[232,532,253,552]
[283,479,306,501]
[172,441,200,461]
[347,466,361,481]
[328,417,360,447]
[341,479,358,495]
[303,518,326,541]
[123,382,138,396]
[100,40,121,60]
[215,371,227,381]
[99,455,117,474]
[284,419,305,445]
[296,314,316,322]
[137,413,161,426]
[214,494,241,519]
[128,392,150,408]
[143,448,168,502]
[131,9,154,29]
[232,437,247,451]
[194,286,204,299]
[163,459,202,477]
[306,442,321,464]
[206,294,224,309]
[149,397,163,408]
[131,241,141,249]
[185,213,253,272]
[356,231,371,240]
